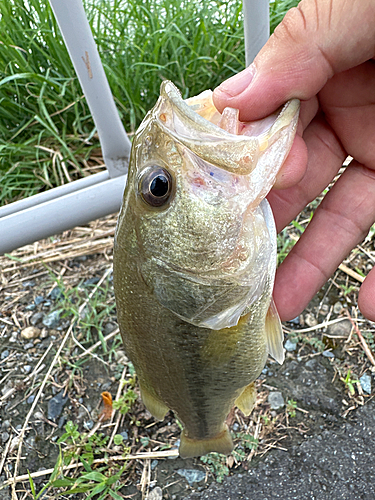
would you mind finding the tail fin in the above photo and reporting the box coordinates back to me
[179,425,233,458]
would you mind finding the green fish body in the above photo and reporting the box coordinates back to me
[113,81,299,458]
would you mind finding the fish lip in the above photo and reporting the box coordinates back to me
[154,81,300,176]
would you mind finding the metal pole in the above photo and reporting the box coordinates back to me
[242,0,269,66]
[0,171,109,218]
[48,0,131,178]
[0,174,127,255]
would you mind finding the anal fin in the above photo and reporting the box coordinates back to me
[139,383,169,421]
[265,298,285,364]
[179,425,233,459]
[235,382,257,416]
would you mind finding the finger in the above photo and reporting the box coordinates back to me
[358,267,375,321]
[273,97,319,190]
[319,61,375,170]
[273,161,375,321]
[268,112,346,232]
[213,0,375,120]
[273,133,308,190]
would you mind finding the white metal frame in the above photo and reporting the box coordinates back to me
[0,0,269,255]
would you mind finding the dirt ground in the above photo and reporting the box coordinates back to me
[0,213,374,500]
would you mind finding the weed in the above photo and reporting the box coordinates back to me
[340,370,359,396]
[261,414,270,425]
[112,388,138,415]
[233,431,258,451]
[28,449,64,499]
[200,452,229,483]
[290,332,325,353]
[52,461,129,499]
[287,399,297,417]
[341,284,356,297]
[57,421,109,466]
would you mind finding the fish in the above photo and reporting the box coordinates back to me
[113,81,299,458]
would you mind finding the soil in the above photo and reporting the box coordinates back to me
[0,214,374,500]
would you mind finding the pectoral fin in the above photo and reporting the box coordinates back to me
[179,425,233,458]
[139,382,169,421]
[235,382,257,416]
[265,298,285,364]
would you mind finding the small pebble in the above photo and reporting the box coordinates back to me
[40,328,49,339]
[322,350,335,358]
[1,350,9,360]
[327,320,352,338]
[27,395,35,404]
[285,339,297,352]
[146,487,163,500]
[48,288,63,300]
[151,459,158,470]
[24,342,34,350]
[43,310,61,328]
[84,277,100,286]
[1,432,10,443]
[304,313,318,327]
[360,373,372,394]
[232,422,239,432]
[21,326,41,340]
[305,358,317,370]
[9,331,18,343]
[83,420,94,430]
[22,280,36,288]
[177,469,206,485]
[288,316,300,325]
[320,304,329,314]
[2,420,10,429]
[48,390,69,420]
[120,430,129,440]
[104,322,117,335]
[34,296,44,305]
[333,301,343,314]
[24,365,32,373]
[268,391,285,410]
[30,312,44,326]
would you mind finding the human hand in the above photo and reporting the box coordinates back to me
[213,0,375,321]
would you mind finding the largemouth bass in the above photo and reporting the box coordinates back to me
[113,81,299,458]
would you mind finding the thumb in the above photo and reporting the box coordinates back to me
[213,0,375,121]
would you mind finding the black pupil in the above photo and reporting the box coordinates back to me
[150,175,169,197]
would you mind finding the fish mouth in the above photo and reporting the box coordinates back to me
[153,81,300,176]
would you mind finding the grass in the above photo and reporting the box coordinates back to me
[0,0,299,206]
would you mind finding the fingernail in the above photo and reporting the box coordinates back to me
[215,64,256,98]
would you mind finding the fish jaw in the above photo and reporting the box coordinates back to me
[157,81,299,180]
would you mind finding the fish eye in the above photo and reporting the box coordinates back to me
[139,166,173,207]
